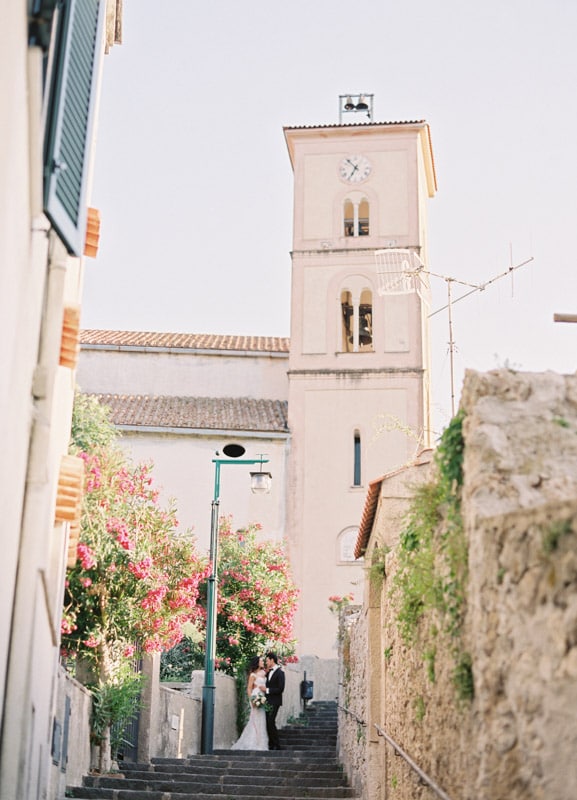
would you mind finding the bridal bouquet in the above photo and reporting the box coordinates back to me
[251,693,268,709]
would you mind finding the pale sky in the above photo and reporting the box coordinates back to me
[84,0,577,433]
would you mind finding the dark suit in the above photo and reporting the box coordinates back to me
[265,665,285,749]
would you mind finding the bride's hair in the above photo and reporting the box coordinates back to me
[248,655,261,673]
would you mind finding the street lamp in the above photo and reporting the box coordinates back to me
[200,444,272,754]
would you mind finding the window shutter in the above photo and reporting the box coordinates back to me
[44,0,105,256]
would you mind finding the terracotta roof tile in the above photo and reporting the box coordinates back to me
[283,120,426,131]
[354,449,434,558]
[89,394,289,434]
[80,329,290,354]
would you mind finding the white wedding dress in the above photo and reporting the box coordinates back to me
[231,674,268,751]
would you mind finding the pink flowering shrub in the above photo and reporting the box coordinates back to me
[62,446,208,672]
[328,593,354,615]
[206,517,298,673]
[161,517,299,679]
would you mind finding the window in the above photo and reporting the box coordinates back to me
[343,197,370,237]
[344,200,354,237]
[341,288,373,352]
[358,199,369,236]
[43,0,105,256]
[353,430,361,486]
[338,527,362,562]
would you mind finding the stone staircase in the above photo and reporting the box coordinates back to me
[68,701,358,800]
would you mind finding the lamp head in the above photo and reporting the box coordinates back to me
[250,471,272,494]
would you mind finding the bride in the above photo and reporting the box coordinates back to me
[231,655,269,751]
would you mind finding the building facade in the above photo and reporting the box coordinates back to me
[76,331,290,540]
[77,118,437,660]
[0,2,119,797]
[284,121,436,656]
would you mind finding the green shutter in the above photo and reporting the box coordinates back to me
[44,0,104,256]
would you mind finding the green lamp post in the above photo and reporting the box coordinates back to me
[201,444,272,754]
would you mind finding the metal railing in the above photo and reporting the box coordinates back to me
[337,704,452,800]
[374,723,453,800]
[337,703,366,728]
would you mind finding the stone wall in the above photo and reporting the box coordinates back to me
[48,668,92,797]
[340,369,577,800]
[461,369,577,799]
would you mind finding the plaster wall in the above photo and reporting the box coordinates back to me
[287,125,432,251]
[288,377,425,658]
[0,14,90,797]
[0,6,42,730]
[302,149,410,240]
[77,348,289,400]
[299,260,417,359]
[113,431,288,551]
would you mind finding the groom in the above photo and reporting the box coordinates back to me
[264,651,285,750]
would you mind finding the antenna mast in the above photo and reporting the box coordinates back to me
[375,249,534,417]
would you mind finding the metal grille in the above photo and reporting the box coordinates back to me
[374,248,424,296]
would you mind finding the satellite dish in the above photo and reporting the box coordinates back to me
[222,443,246,458]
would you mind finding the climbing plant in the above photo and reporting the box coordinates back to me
[389,410,473,701]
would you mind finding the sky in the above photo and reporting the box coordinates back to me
[84,0,577,433]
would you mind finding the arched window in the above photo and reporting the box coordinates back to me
[359,199,369,236]
[337,527,362,563]
[359,288,373,351]
[353,430,361,486]
[341,287,373,352]
[343,197,370,237]
[343,200,354,237]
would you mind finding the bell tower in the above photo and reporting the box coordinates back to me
[283,114,437,658]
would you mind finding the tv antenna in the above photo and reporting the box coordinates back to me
[375,248,534,417]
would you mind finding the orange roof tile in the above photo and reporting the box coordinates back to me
[90,393,289,434]
[80,329,290,354]
[354,449,434,558]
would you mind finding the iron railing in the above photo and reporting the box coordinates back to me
[337,704,453,800]
[373,723,453,800]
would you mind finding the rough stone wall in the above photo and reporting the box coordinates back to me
[338,605,369,799]
[340,369,577,800]
[461,369,577,799]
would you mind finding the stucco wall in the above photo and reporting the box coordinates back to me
[340,368,577,800]
[116,430,288,552]
[77,348,289,401]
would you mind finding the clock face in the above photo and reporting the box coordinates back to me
[339,154,372,184]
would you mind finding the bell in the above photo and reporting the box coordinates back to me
[359,325,372,345]
[344,96,355,111]
[356,95,369,111]
[359,313,372,345]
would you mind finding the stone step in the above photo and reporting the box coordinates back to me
[67,702,354,800]
[153,753,339,766]
[121,768,345,783]
[123,761,342,776]
[82,773,349,790]
[280,736,337,741]
[68,785,355,800]
[70,794,356,800]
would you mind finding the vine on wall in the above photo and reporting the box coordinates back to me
[388,410,473,702]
